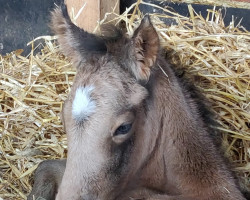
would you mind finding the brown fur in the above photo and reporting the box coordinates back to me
[28,4,246,200]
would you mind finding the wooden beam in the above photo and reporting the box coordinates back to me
[65,0,119,32]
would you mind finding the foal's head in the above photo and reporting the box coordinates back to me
[51,4,159,194]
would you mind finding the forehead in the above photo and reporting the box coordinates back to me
[69,61,131,121]
[74,59,133,93]
[69,59,147,111]
[72,86,96,121]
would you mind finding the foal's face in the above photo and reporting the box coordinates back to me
[51,4,159,196]
[62,59,147,176]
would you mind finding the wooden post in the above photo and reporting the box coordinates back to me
[65,0,120,32]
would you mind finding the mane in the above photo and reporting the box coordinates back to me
[166,60,222,147]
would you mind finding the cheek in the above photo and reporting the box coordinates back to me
[109,134,134,175]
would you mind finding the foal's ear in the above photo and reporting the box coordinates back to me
[128,16,159,81]
[50,4,107,66]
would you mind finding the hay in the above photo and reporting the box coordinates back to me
[0,1,249,199]
[0,40,72,199]
[161,0,250,10]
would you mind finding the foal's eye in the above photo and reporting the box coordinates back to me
[114,124,132,135]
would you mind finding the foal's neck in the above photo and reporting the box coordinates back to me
[122,59,197,188]
[142,59,196,151]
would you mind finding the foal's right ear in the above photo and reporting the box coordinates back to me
[124,16,160,82]
[50,4,107,66]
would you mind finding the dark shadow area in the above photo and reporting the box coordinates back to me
[0,0,63,55]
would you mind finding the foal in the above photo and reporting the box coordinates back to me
[28,4,246,200]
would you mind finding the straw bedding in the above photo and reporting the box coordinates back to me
[167,0,250,9]
[0,1,249,199]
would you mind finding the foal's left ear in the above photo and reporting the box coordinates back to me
[127,16,159,82]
